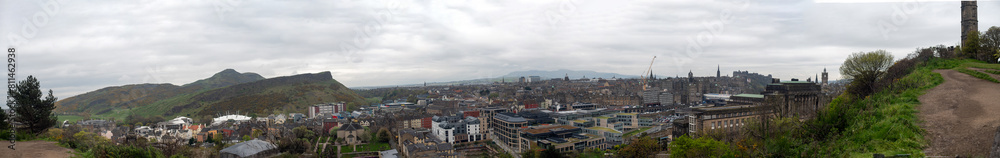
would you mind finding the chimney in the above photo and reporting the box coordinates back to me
[772,78,781,83]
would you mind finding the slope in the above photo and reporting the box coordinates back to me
[55,69,264,115]
[133,71,365,118]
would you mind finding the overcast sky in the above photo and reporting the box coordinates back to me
[1,0,998,101]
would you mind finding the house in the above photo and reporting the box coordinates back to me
[322,119,338,134]
[337,121,366,145]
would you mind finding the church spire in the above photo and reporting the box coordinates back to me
[717,65,721,78]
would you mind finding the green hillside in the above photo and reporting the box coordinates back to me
[136,71,365,118]
[55,69,364,120]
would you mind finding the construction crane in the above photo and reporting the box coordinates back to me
[640,56,656,91]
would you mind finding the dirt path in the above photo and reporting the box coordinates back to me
[919,69,1000,157]
[0,140,74,158]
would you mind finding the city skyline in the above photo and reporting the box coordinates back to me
[2,0,998,100]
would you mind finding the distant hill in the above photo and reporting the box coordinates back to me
[55,69,364,119]
[504,69,639,80]
[55,69,264,115]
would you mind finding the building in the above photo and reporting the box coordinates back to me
[688,105,771,135]
[490,112,529,153]
[520,124,606,153]
[615,113,640,131]
[478,107,509,136]
[308,102,346,118]
[962,0,978,44]
[764,79,822,118]
[337,121,366,145]
[683,78,822,136]
[529,76,542,83]
[584,126,623,144]
[729,94,764,106]
[821,68,829,85]
[397,128,460,158]
[219,139,278,158]
[430,116,484,143]
[322,119,338,134]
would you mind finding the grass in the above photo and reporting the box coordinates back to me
[623,127,651,138]
[57,114,85,124]
[955,68,1000,83]
[948,59,1000,83]
[339,142,390,153]
[983,69,1000,75]
[834,58,973,157]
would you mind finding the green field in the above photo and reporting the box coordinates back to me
[340,142,390,153]
[57,114,85,124]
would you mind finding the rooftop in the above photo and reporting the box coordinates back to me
[586,126,621,134]
[495,113,527,123]
[219,139,276,157]
[732,94,764,99]
[617,113,637,116]
[522,125,579,135]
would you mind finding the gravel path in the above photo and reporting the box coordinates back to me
[919,69,1000,157]
[0,140,74,158]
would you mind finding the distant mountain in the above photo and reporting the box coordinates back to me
[503,69,639,80]
[55,69,365,118]
[183,69,265,89]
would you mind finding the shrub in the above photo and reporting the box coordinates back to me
[841,50,895,97]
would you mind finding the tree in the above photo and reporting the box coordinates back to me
[213,132,224,144]
[0,107,9,130]
[983,26,1000,61]
[252,129,263,139]
[406,95,417,103]
[617,136,659,158]
[376,128,390,143]
[963,30,989,61]
[840,50,894,97]
[8,76,58,134]
[293,126,315,140]
[669,135,734,157]
[278,137,310,154]
[206,133,214,143]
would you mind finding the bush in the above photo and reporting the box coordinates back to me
[91,144,167,158]
[278,137,310,154]
[841,50,895,97]
[670,135,738,157]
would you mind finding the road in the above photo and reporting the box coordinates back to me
[919,69,1000,157]
[0,140,74,158]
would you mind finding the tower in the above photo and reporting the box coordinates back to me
[717,65,721,78]
[822,68,829,84]
[649,68,655,80]
[564,73,569,81]
[961,1,978,44]
[688,70,694,82]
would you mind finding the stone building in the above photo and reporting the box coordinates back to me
[763,79,822,119]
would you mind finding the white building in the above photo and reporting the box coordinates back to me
[212,115,252,125]
[431,115,483,143]
[309,102,346,118]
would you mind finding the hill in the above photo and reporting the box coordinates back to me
[55,69,264,115]
[55,69,364,120]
